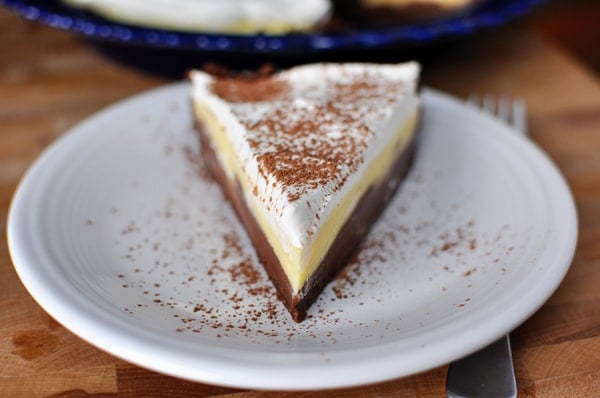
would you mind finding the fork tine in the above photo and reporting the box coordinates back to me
[511,99,528,135]
[496,97,512,125]
[468,94,528,137]
[482,94,496,114]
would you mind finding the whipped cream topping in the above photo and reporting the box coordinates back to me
[63,0,331,33]
[191,63,420,290]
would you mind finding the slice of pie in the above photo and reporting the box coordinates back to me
[189,62,420,322]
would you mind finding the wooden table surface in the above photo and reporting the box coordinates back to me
[1,6,599,398]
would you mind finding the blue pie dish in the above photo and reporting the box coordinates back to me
[3,0,546,53]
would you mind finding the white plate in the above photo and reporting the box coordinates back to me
[8,84,577,390]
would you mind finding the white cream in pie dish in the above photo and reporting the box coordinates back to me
[62,0,331,34]
[190,63,420,293]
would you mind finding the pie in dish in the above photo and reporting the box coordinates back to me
[189,62,420,322]
[62,0,480,33]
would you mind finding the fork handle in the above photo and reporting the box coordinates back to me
[446,334,517,398]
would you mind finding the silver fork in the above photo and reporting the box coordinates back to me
[445,95,527,398]
[468,95,527,135]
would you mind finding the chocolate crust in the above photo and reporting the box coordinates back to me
[195,118,418,322]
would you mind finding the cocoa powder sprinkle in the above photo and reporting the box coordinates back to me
[211,76,288,103]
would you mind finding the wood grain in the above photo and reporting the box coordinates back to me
[1,7,599,397]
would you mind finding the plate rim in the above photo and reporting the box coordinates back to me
[7,83,578,390]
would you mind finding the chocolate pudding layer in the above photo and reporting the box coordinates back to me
[196,119,418,322]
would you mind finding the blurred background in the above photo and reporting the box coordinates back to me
[531,0,598,73]
[2,0,597,77]
[78,0,600,76]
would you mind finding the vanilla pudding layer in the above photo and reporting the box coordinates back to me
[190,63,420,294]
